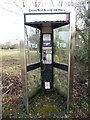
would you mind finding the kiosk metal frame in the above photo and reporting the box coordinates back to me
[20,7,76,113]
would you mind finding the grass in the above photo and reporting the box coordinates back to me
[1,49,68,118]
[1,49,20,55]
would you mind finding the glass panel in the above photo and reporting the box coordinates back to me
[27,68,41,98]
[24,25,41,98]
[54,68,68,97]
[25,25,40,65]
[53,24,70,96]
[53,24,70,64]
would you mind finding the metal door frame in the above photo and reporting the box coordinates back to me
[20,7,76,113]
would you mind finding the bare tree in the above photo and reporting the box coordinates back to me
[0,0,24,14]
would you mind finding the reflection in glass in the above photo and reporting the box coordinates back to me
[53,24,70,97]
[54,68,68,97]
[27,68,41,97]
[24,25,41,98]
[25,25,40,65]
[53,24,70,64]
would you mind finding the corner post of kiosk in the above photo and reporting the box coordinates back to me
[67,10,76,111]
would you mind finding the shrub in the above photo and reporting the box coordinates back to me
[75,47,88,63]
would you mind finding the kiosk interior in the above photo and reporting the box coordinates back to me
[21,8,75,112]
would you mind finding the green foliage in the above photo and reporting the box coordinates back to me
[71,103,80,110]
[76,47,88,63]
[81,101,88,111]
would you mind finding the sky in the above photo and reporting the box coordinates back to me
[0,0,85,45]
[0,0,58,44]
[0,0,23,44]
[0,8,20,44]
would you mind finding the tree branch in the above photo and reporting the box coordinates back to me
[0,5,18,14]
[12,0,22,10]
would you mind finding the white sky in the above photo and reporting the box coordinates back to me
[0,0,23,44]
[0,0,84,44]
[0,9,20,44]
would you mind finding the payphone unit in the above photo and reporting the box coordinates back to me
[41,23,53,91]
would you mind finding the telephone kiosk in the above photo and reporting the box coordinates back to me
[21,7,75,111]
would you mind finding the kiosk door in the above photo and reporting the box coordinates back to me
[53,24,69,97]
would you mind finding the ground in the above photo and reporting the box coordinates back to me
[1,49,89,119]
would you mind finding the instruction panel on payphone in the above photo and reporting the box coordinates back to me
[42,34,52,64]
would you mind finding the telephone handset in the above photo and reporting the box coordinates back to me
[43,51,46,61]
[41,50,46,71]
[42,47,52,64]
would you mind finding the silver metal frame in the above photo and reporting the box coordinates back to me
[20,29,29,112]
[21,7,76,112]
[67,9,76,110]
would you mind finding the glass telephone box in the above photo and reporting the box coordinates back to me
[20,8,75,112]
